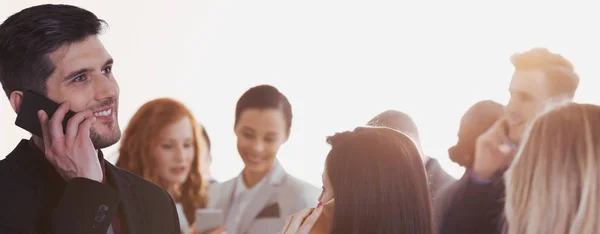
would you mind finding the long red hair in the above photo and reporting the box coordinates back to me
[116,98,208,224]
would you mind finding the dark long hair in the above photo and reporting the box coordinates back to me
[326,127,433,234]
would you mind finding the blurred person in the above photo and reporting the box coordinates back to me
[0,4,180,234]
[116,98,223,234]
[279,127,434,234]
[199,125,218,184]
[434,100,503,229]
[446,101,504,168]
[208,85,319,234]
[505,102,600,234]
[367,110,454,198]
[438,48,580,234]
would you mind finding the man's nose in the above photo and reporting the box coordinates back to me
[92,73,119,101]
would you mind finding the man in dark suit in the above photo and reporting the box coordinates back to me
[437,48,580,234]
[433,100,503,231]
[367,110,455,198]
[0,4,180,234]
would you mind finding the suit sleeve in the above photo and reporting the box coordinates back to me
[51,178,120,234]
[0,224,22,233]
[436,173,505,234]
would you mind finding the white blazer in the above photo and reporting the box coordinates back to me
[208,160,320,234]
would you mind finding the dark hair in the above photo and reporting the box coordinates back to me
[0,4,106,98]
[367,109,420,143]
[448,100,504,167]
[234,84,292,133]
[326,127,433,234]
[510,47,579,98]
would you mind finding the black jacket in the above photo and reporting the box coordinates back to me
[0,140,181,234]
[435,170,505,234]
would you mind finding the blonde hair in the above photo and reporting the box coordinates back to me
[505,103,600,234]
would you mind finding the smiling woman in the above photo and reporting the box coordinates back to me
[208,84,320,234]
[115,98,210,233]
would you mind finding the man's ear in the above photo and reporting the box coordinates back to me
[9,90,24,114]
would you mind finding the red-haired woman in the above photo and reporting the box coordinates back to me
[116,98,222,234]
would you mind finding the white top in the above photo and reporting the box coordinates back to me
[106,224,114,234]
[223,174,268,233]
[176,203,189,234]
[207,160,321,234]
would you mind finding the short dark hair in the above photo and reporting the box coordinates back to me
[234,85,293,133]
[325,127,433,234]
[367,109,420,143]
[449,100,504,167]
[0,4,107,98]
[510,48,579,98]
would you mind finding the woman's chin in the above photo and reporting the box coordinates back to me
[164,175,187,185]
[244,163,270,174]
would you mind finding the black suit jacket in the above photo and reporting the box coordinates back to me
[0,140,181,234]
[435,171,505,234]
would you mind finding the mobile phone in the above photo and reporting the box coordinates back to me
[15,90,76,138]
[195,209,224,233]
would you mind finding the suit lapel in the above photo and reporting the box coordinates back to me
[237,184,277,233]
[12,140,56,192]
[106,163,147,234]
[215,180,235,210]
[238,160,288,233]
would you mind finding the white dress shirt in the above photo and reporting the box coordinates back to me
[175,203,190,234]
[106,224,114,234]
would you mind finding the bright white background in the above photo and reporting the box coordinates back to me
[1,0,599,187]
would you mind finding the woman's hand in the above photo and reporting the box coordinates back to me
[188,225,227,234]
[278,203,324,234]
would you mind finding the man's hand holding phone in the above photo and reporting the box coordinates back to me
[472,117,516,180]
[37,101,103,182]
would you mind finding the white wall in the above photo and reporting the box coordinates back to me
[2,0,600,187]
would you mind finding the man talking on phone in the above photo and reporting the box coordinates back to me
[0,4,180,234]
[436,48,580,234]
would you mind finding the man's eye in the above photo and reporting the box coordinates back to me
[102,66,112,75]
[73,75,86,82]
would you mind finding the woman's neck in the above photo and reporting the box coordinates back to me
[242,168,270,188]
[164,183,182,202]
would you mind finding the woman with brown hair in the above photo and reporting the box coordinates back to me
[116,98,222,234]
[279,126,434,234]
